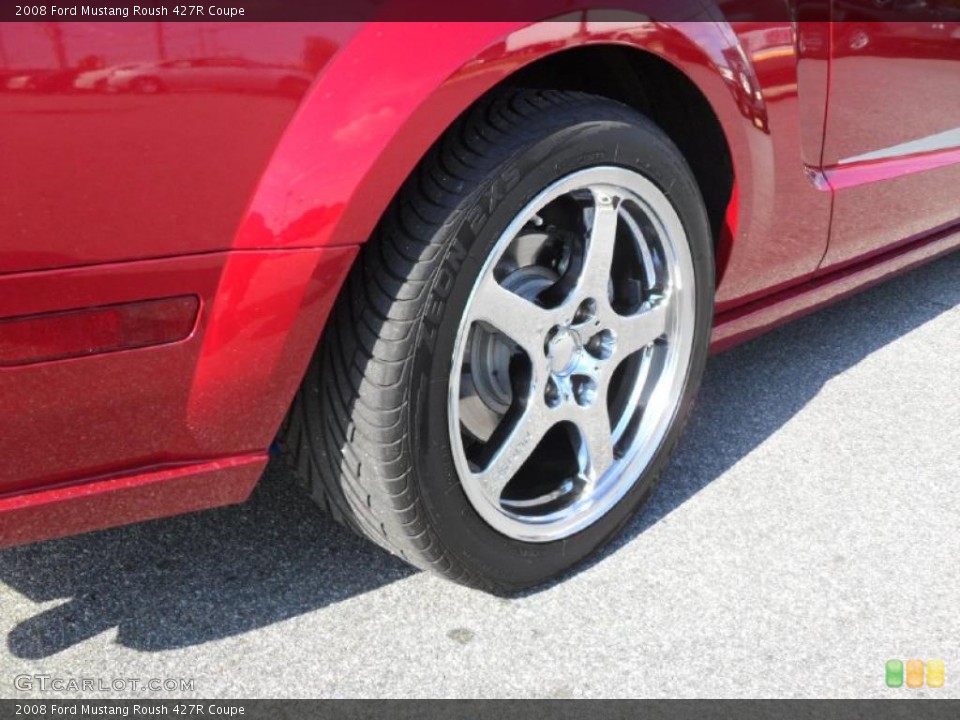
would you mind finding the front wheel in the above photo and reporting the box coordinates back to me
[282,90,714,592]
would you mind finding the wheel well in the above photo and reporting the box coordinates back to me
[503,45,734,246]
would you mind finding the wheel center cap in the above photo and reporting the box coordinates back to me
[547,329,582,376]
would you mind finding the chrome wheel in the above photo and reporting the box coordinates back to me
[449,166,696,542]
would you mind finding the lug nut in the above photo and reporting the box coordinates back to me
[545,377,561,408]
[572,377,598,407]
[573,298,598,325]
[586,329,616,361]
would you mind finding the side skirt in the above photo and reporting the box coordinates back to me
[711,225,960,352]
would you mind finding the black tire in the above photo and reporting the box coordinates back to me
[281,89,714,592]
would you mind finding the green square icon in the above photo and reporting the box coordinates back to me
[886,659,904,688]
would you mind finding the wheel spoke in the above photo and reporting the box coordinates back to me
[609,295,671,357]
[470,276,555,360]
[578,190,620,298]
[576,402,614,482]
[473,401,552,501]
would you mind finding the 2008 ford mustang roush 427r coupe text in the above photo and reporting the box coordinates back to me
[1,8,958,591]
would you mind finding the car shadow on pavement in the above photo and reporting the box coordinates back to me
[1,251,957,657]
[0,468,415,658]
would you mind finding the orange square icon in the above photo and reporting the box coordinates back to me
[906,659,924,688]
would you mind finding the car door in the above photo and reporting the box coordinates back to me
[820,2,960,268]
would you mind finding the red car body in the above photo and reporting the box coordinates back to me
[1,10,958,547]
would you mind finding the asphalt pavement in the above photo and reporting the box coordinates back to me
[2,251,958,699]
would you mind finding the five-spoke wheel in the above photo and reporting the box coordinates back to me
[450,168,696,541]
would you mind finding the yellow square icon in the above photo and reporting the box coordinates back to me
[927,659,945,688]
